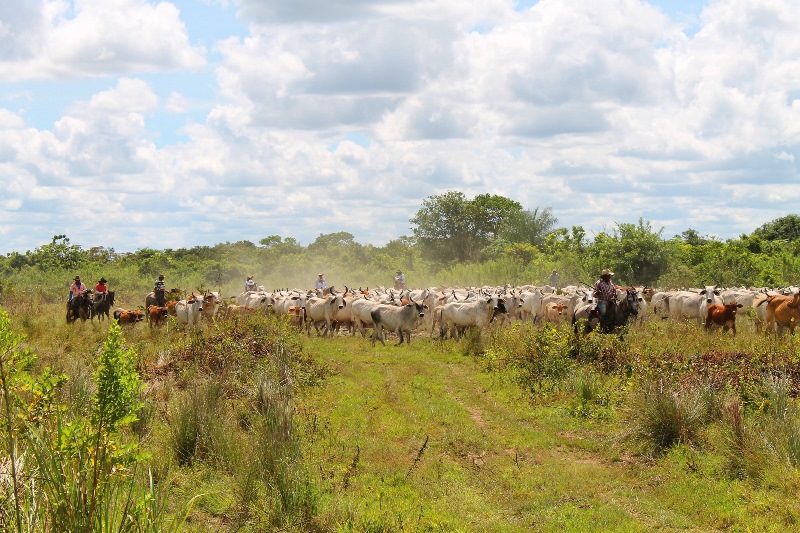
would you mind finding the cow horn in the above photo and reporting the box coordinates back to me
[344,286,349,295]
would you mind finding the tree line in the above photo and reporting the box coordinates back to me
[1,193,800,301]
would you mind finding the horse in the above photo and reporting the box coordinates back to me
[91,290,115,322]
[573,288,639,335]
[67,291,93,324]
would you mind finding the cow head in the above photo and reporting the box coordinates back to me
[700,285,720,303]
[187,293,204,312]
[409,299,426,317]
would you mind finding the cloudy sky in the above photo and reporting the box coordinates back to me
[0,0,798,254]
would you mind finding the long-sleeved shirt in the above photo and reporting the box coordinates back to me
[314,278,327,290]
[593,278,616,302]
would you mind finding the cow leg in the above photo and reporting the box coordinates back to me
[371,323,386,346]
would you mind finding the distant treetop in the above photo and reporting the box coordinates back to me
[752,215,800,242]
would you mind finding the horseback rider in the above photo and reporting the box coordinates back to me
[154,274,166,306]
[68,276,89,318]
[593,269,616,332]
[245,275,256,293]
[394,270,406,290]
[94,277,108,302]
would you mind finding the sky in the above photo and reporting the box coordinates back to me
[0,0,798,254]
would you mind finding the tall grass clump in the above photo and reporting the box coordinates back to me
[721,374,800,482]
[236,343,319,530]
[169,381,237,468]
[622,378,717,455]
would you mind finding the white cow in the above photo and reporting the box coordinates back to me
[668,291,706,322]
[519,289,545,323]
[236,291,274,312]
[650,291,674,318]
[305,290,347,337]
[371,300,427,346]
[175,293,204,327]
[698,285,723,324]
[351,297,381,338]
[440,295,500,338]
[274,291,309,316]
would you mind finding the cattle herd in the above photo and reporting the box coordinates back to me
[66,282,800,342]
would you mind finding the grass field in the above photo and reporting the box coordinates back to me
[3,300,800,531]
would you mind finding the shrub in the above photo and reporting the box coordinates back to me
[485,322,575,394]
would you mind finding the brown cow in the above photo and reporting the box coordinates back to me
[704,302,743,336]
[148,305,169,328]
[544,302,568,324]
[225,304,256,316]
[114,308,144,325]
[287,305,305,330]
[758,293,800,335]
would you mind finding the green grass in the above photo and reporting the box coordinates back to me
[5,299,800,531]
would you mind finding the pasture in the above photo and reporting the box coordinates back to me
[3,293,800,531]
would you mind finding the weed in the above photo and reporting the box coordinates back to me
[461,327,484,357]
[568,367,616,420]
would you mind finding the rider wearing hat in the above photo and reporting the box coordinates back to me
[394,270,406,290]
[154,274,166,306]
[69,276,89,317]
[593,268,616,330]
[245,275,256,293]
[314,273,327,291]
[95,277,108,293]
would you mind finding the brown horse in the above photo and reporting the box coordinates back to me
[67,291,93,324]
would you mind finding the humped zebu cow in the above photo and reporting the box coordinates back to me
[370,300,427,346]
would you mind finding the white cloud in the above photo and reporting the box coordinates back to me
[1,0,799,254]
[0,0,206,81]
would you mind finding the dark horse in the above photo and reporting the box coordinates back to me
[573,288,639,335]
[67,291,93,324]
[91,290,115,322]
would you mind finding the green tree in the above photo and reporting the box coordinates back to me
[410,191,522,264]
[28,235,84,270]
[584,219,668,286]
[500,207,558,247]
[751,214,800,242]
